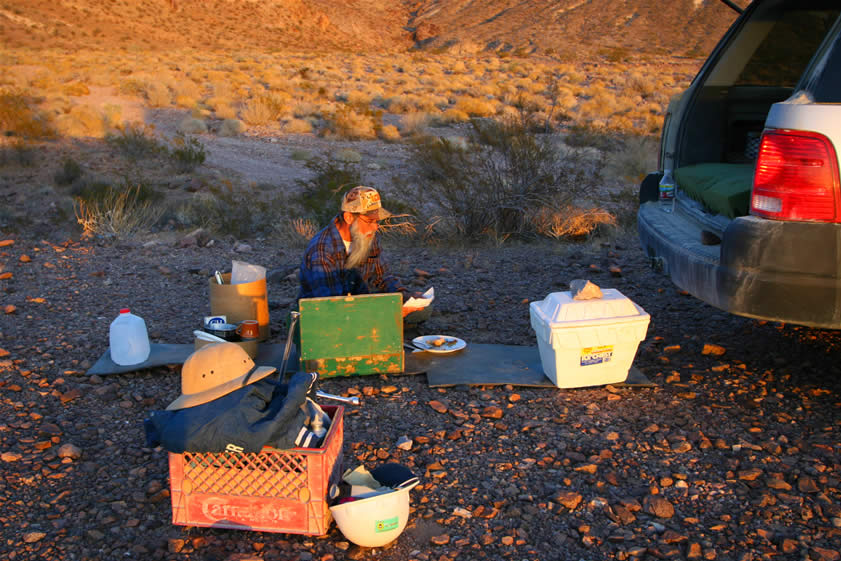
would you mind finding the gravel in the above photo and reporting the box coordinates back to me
[1,231,840,561]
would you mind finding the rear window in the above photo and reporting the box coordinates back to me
[735,4,839,86]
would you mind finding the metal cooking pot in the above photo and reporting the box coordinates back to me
[204,323,239,341]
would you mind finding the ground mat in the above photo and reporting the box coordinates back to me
[412,343,653,388]
[87,344,296,376]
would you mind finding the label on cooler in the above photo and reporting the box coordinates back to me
[580,345,613,366]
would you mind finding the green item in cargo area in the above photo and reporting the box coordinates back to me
[298,293,404,378]
[675,163,754,218]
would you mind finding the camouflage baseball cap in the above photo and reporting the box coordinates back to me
[341,186,392,220]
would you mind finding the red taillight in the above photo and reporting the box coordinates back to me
[750,129,841,222]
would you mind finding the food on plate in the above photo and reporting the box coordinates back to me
[433,337,446,347]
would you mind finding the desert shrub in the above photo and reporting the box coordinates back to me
[218,118,246,137]
[170,134,206,172]
[240,93,284,125]
[284,118,313,134]
[379,124,401,142]
[564,123,619,151]
[412,113,600,239]
[63,82,90,97]
[530,205,616,239]
[290,149,313,161]
[175,95,196,108]
[145,81,171,107]
[324,106,378,140]
[294,158,362,226]
[54,158,83,185]
[0,88,54,139]
[179,181,288,239]
[604,135,658,184]
[400,111,429,136]
[55,105,106,138]
[454,96,497,117]
[106,123,166,159]
[74,182,164,240]
[178,117,207,134]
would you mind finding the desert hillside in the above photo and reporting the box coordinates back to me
[0,0,747,57]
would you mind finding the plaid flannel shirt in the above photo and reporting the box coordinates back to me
[298,215,404,299]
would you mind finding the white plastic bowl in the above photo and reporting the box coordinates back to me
[329,481,418,547]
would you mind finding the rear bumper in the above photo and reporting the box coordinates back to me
[638,201,841,328]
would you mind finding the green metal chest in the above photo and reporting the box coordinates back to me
[297,293,404,378]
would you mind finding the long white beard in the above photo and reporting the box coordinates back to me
[345,220,375,269]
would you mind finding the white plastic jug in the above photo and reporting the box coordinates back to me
[109,308,151,366]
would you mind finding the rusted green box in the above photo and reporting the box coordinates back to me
[298,293,404,378]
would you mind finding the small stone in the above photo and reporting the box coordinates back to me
[23,532,46,543]
[396,436,413,450]
[3,305,15,314]
[0,348,9,358]
[555,491,583,510]
[687,543,703,559]
[57,443,82,459]
[781,539,798,553]
[797,476,819,493]
[19,255,31,263]
[645,495,675,518]
[168,538,185,553]
[609,265,622,277]
[501,536,514,546]
[480,406,503,419]
[738,468,762,481]
[570,279,602,300]
[429,400,447,414]
[233,242,253,253]
[810,547,840,561]
[2,451,22,462]
[430,534,450,545]
[453,507,472,518]
[702,344,726,356]
[766,478,792,490]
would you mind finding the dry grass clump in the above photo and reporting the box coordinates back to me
[0,88,55,139]
[177,116,207,134]
[74,184,164,240]
[218,118,246,137]
[400,111,430,136]
[324,107,377,140]
[144,81,171,107]
[454,96,498,117]
[530,205,616,239]
[379,124,401,142]
[240,93,284,126]
[284,118,313,134]
[55,105,106,138]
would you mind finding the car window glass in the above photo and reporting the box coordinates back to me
[705,1,840,88]
[734,5,840,86]
[812,32,841,102]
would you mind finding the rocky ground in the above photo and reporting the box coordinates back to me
[1,227,840,561]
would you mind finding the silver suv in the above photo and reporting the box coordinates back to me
[638,0,841,328]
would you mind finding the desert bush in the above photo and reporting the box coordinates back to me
[218,118,246,137]
[412,112,600,239]
[454,96,497,117]
[284,118,313,134]
[294,158,362,226]
[240,93,284,125]
[179,181,288,239]
[55,105,106,138]
[0,88,54,139]
[530,205,616,239]
[107,123,166,159]
[400,112,430,136]
[324,106,377,140]
[54,157,83,185]
[74,182,164,240]
[177,116,207,134]
[170,134,206,172]
[63,82,90,97]
[145,81,171,107]
[379,124,401,142]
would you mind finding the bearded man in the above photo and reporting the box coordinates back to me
[299,186,419,314]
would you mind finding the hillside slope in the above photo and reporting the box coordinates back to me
[0,0,746,58]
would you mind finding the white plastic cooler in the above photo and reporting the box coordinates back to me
[529,289,650,388]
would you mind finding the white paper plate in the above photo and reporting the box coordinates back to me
[412,335,466,353]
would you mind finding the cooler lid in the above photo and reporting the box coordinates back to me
[530,288,644,325]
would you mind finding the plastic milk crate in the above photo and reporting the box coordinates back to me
[529,289,650,388]
[168,405,344,535]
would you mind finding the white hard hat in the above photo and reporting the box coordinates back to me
[329,478,418,548]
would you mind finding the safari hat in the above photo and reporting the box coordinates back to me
[341,186,392,220]
[166,342,276,410]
